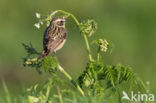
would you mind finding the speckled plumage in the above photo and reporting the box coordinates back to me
[39,17,67,58]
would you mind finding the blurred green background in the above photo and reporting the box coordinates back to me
[0,0,156,97]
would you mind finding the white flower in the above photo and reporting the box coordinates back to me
[35,12,40,18]
[34,23,40,29]
[98,39,109,52]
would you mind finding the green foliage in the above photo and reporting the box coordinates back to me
[78,62,146,95]
[26,78,64,103]
[21,10,149,103]
[0,10,150,103]
[23,43,58,75]
[22,78,107,103]
[41,56,58,74]
[22,43,40,55]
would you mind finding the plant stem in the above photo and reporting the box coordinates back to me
[97,47,100,62]
[58,65,85,96]
[56,10,80,25]
[83,35,93,61]
[57,86,63,103]
[97,53,100,62]
[55,10,93,61]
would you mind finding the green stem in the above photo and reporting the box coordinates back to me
[97,53,100,62]
[55,10,80,25]
[57,86,63,103]
[83,35,93,61]
[55,10,93,61]
[97,47,100,62]
[58,65,85,96]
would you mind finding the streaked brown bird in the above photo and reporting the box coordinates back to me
[39,17,67,58]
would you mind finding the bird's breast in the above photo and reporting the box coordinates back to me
[54,39,66,52]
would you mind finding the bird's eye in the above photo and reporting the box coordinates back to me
[57,21,64,26]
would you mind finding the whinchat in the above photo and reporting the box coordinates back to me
[39,17,67,58]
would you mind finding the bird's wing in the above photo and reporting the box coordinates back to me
[43,26,66,54]
[47,37,64,52]
[43,26,56,51]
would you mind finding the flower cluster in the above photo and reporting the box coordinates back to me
[34,12,43,29]
[79,20,97,37]
[25,58,38,65]
[98,39,109,52]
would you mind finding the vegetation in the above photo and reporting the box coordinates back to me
[1,10,152,103]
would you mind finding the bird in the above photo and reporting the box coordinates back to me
[39,17,67,58]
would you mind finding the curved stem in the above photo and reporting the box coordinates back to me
[55,10,93,61]
[58,65,84,96]
[56,10,80,25]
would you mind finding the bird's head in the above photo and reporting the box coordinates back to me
[51,17,66,27]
